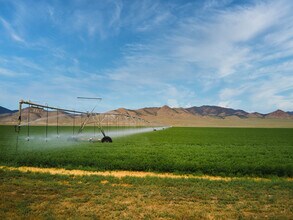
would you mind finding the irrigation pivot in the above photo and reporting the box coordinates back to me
[15,99,113,143]
[15,99,167,144]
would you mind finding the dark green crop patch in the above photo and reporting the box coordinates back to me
[0,126,293,177]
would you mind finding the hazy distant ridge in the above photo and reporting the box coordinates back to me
[112,105,293,119]
[0,106,17,114]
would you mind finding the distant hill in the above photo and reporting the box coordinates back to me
[0,106,17,114]
[186,105,248,118]
[247,112,264,118]
[265,110,292,119]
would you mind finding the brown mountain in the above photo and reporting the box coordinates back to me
[0,107,75,125]
[136,107,160,116]
[265,110,292,119]
[186,105,248,118]
[157,105,178,116]
[247,112,264,118]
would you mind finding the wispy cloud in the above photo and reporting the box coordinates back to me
[0,17,25,43]
[251,75,293,112]
[169,0,289,78]
[0,67,19,77]
[122,0,175,32]
[40,0,124,39]
[103,0,293,111]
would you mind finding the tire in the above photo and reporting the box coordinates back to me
[101,136,112,143]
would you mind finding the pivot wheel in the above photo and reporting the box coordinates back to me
[101,136,112,143]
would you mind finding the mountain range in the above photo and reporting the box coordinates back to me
[109,105,293,127]
[1,105,293,127]
[109,105,293,119]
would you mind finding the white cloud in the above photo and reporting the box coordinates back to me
[171,0,290,78]
[217,74,293,112]
[39,0,173,39]
[0,17,25,43]
[0,67,18,77]
[203,0,233,10]
[167,99,179,108]
[121,0,175,33]
[218,100,242,109]
[219,88,244,100]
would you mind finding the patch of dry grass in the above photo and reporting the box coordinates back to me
[1,165,292,182]
[0,169,292,219]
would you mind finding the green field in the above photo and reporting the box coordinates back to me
[1,125,293,177]
[1,125,293,219]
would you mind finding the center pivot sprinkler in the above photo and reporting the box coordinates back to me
[14,99,165,144]
[15,99,113,143]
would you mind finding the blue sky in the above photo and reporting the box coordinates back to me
[0,0,293,113]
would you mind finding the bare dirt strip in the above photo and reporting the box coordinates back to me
[1,166,292,182]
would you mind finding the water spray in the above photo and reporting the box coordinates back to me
[15,99,169,146]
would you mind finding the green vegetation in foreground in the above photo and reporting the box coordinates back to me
[0,126,293,177]
[0,169,292,219]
